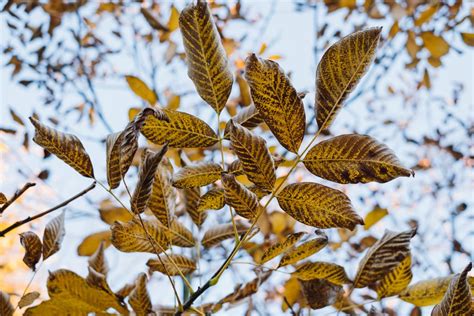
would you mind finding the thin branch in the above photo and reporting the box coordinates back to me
[0,182,36,214]
[283,296,297,316]
[0,182,96,237]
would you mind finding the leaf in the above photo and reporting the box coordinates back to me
[303,134,413,184]
[0,192,7,204]
[221,173,259,220]
[183,187,206,226]
[279,235,328,267]
[293,261,351,285]
[353,228,416,288]
[197,188,225,212]
[202,222,249,248]
[19,231,42,271]
[244,54,305,153]
[227,121,275,191]
[315,28,381,131]
[414,5,439,26]
[281,277,302,312]
[219,271,272,305]
[88,241,109,277]
[277,182,363,230]
[125,75,157,105]
[165,218,195,247]
[129,273,153,316]
[0,291,13,316]
[375,254,412,299]
[131,146,168,214]
[223,105,263,138]
[99,202,133,225]
[259,232,305,264]
[141,8,169,32]
[300,278,343,310]
[421,32,449,58]
[86,267,114,297]
[42,211,66,260]
[364,206,389,230]
[399,275,474,307]
[179,0,233,113]
[111,219,168,253]
[141,109,218,148]
[29,117,94,178]
[172,162,222,188]
[461,33,474,47]
[147,254,196,276]
[116,283,136,301]
[77,230,111,257]
[148,157,176,228]
[18,292,40,309]
[105,132,124,189]
[432,263,472,316]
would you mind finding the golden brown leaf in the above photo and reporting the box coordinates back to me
[221,173,259,220]
[223,105,263,139]
[172,162,222,188]
[259,232,305,264]
[105,131,124,189]
[141,109,218,148]
[111,219,168,253]
[279,235,328,267]
[20,231,42,271]
[88,241,109,277]
[18,292,40,309]
[432,263,472,316]
[315,28,381,131]
[375,254,412,299]
[461,33,474,47]
[244,54,305,153]
[183,187,207,226]
[129,273,153,316]
[202,222,249,248]
[293,261,351,285]
[277,182,363,230]
[0,291,13,316]
[165,218,195,247]
[42,211,66,260]
[29,117,94,178]
[300,278,343,310]
[303,134,413,184]
[353,228,416,288]
[86,267,114,296]
[125,75,157,105]
[179,0,233,113]
[227,121,275,191]
[219,271,272,305]
[421,32,450,58]
[364,206,389,230]
[281,277,302,312]
[99,202,133,225]
[197,188,225,212]
[77,230,111,257]
[141,8,169,32]
[0,193,6,204]
[148,157,176,228]
[414,5,439,26]
[147,254,196,276]
[131,145,168,214]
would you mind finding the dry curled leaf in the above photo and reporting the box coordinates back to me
[315,28,381,131]
[147,254,196,276]
[129,273,153,316]
[375,254,412,299]
[111,219,168,253]
[179,0,233,114]
[221,173,259,220]
[277,182,363,230]
[20,231,42,271]
[202,222,249,248]
[18,292,40,309]
[303,134,413,184]
[30,117,94,178]
[105,131,124,189]
[279,235,328,267]
[148,157,176,228]
[172,161,222,188]
[259,232,305,264]
[197,188,225,212]
[293,261,351,285]
[0,291,13,316]
[300,278,343,310]
[245,54,305,153]
[42,211,66,261]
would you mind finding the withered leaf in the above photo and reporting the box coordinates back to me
[20,231,42,271]
[259,232,305,264]
[172,161,222,188]
[42,211,66,261]
[279,235,328,267]
[222,173,259,220]
[147,254,196,276]
[293,261,351,285]
[197,187,225,213]
[376,254,412,299]
[300,278,343,310]
[202,222,249,248]
[111,219,168,254]
[0,291,13,316]
[129,273,153,316]
[148,157,176,228]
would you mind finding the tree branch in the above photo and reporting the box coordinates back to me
[0,182,96,237]
[0,182,36,214]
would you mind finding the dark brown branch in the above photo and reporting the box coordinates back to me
[0,182,36,214]
[0,182,96,237]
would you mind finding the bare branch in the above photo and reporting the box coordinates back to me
[0,182,36,215]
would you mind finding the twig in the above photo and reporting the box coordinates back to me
[0,182,36,214]
[0,182,96,237]
[283,296,297,316]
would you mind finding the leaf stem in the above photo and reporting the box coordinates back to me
[0,182,36,215]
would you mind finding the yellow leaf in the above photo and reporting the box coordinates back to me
[293,261,351,285]
[421,32,450,58]
[20,231,42,271]
[147,254,196,276]
[388,21,399,39]
[406,30,420,59]
[414,5,439,26]
[167,5,180,32]
[0,291,14,316]
[304,134,413,184]
[42,211,66,260]
[259,232,305,264]
[111,219,169,253]
[18,292,40,309]
[98,201,133,225]
[461,33,474,47]
[376,254,412,298]
[129,273,152,316]
[245,54,305,153]
[148,157,176,228]
[315,28,381,131]
[182,186,206,226]
[167,94,180,110]
[77,231,111,257]
[88,241,108,277]
[236,71,251,106]
[269,211,295,235]
[222,173,259,220]
[165,218,195,247]
[125,75,157,105]
[29,117,94,178]
[172,162,222,188]
[281,277,301,312]
[179,0,233,113]
[279,235,328,267]
[300,278,343,310]
[277,182,363,230]
[202,222,250,248]
[197,188,225,212]
[219,271,272,305]
[353,228,416,288]
[141,109,219,148]
[364,206,389,230]
[227,121,276,191]
[224,105,263,139]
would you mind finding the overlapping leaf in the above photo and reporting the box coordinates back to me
[183,186,207,226]
[202,222,249,248]
[179,0,233,113]
[111,219,168,253]
[105,132,124,189]
[29,117,94,178]
[148,157,175,228]
[88,241,108,277]
[277,182,363,230]
[375,254,412,298]
[303,134,413,184]
[219,271,272,305]
[223,105,263,138]
[293,261,351,285]
[165,218,195,248]
[42,211,65,260]
[197,188,225,212]
[221,173,259,219]
[259,232,304,264]
[20,231,42,271]
[353,228,416,288]
[172,161,222,188]
[279,235,328,267]
[228,121,275,191]
[315,28,381,131]
[245,54,305,153]
[300,278,343,310]
[432,263,472,316]
[129,273,153,316]
[141,109,218,148]
[131,146,168,214]
[147,254,196,276]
